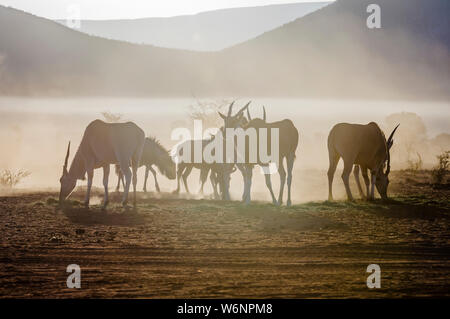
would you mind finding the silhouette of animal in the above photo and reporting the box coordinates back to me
[237,106,299,206]
[115,137,176,193]
[327,122,399,201]
[59,119,145,208]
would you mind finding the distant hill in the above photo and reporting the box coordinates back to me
[217,0,450,99]
[55,2,330,51]
[0,0,449,99]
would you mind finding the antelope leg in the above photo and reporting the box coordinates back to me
[354,165,365,199]
[276,161,286,206]
[132,165,138,207]
[341,160,354,201]
[84,168,94,208]
[120,164,132,207]
[102,165,110,209]
[149,166,160,193]
[143,165,149,192]
[182,166,193,194]
[327,151,339,201]
[286,153,294,207]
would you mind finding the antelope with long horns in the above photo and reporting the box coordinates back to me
[216,100,251,200]
[235,106,299,206]
[115,137,176,193]
[59,119,145,208]
[327,122,399,201]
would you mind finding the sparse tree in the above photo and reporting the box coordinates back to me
[188,98,234,128]
[0,169,31,188]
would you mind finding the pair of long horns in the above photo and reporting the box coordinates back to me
[227,100,251,117]
[385,124,400,176]
[246,106,266,121]
[63,141,70,173]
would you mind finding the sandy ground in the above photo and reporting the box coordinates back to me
[0,170,449,298]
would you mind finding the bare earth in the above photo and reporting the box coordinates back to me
[0,170,449,298]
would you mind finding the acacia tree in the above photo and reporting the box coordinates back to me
[101,111,124,123]
[0,169,31,188]
[188,98,234,129]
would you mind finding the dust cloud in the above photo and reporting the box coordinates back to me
[0,97,448,203]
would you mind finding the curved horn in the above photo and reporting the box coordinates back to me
[384,124,399,176]
[387,124,400,149]
[246,106,252,121]
[227,101,235,117]
[237,100,251,116]
[385,148,391,176]
[263,106,266,122]
[63,141,70,173]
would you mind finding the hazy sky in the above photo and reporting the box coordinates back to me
[0,0,331,19]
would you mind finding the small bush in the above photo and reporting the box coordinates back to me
[0,169,31,188]
[431,150,450,184]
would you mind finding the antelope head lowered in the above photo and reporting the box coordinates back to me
[374,124,400,200]
[327,122,399,201]
[59,141,77,204]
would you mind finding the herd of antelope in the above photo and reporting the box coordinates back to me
[58,101,399,209]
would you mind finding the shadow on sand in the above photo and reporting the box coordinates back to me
[60,204,150,226]
[290,196,449,220]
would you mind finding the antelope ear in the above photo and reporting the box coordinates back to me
[218,112,226,120]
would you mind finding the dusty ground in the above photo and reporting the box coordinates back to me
[0,170,449,298]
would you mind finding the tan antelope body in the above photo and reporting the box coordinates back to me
[239,107,299,206]
[327,122,399,201]
[59,119,145,208]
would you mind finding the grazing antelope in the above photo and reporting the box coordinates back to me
[59,119,145,208]
[237,106,299,206]
[327,122,399,201]
[115,137,176,193]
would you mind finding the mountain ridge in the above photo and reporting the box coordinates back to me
[0,0,449,100]
[54,2,330,51]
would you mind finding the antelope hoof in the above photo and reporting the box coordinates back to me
[143,188,147,193]
[84,202,89,209]
[287,200,292,207]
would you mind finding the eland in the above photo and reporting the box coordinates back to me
[327,122,399,201]
[59,119,145,209]
[237,106,299,206]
